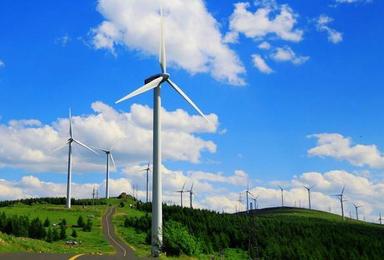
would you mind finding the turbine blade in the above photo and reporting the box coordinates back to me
[69,108,73,138]
[73,139,98,154]
[167,79,210,122]
[109,153,116,169]
[115,76,163,104]
[159,8,166,73]
[52,141,69,152]
[341,186,345,194]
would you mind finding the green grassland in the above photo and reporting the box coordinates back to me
[0,202,113,254]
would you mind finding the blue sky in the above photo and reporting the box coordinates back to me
[0,0,384,220]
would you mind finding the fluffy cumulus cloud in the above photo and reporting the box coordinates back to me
[251,54,273,74]
[91,0,245,85]
[270,46,309,65]
[0,176,132,200]
[226,1,303,43]
[316,15,343,44]
[1,167,384,222]
[0,101,218,173]
[0,59,5,68]
[308,133,384,169]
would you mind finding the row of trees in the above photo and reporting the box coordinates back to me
[0,212,93,243]
[127,203,384,258]
[0,197,107,208]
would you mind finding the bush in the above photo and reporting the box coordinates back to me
[83,218,93,232]
[44,217,50,227]
[120,202,125,208]
[77,216,85,227]
[71,229,77,238]
[163,220,202,256]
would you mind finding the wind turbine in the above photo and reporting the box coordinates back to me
[332,186,346,220]
[55,109,97,209]
[141,162,151,203]
[114,10,210,256]
[304,185,314,210]
[187,183,194,208]
[279,186,285,207]
[353,203,362,220]
[379,212,383,224]
[94,147,116,199]
[176,183,186,207]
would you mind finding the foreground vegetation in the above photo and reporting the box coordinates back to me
[0,199,113,254]
[118,199,384,259]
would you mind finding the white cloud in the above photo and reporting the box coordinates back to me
[308,133,384,169]
[270,46,309,65]
[0,60,5,68]
[1,168,384,222]
[55,35,71,47]
[335,0,372,4]
[316,15,343,44]
[258,41,271,50]
[252,54,273,74]
[91,0,245,86]
[0,176,132,200]
[0,101,218,173]
[226,2,303,43]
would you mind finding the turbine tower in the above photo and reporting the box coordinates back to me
[304,185,314,209]
[332,186,346,220]
[353,203,362,220]
[94,147,116,199]
[187,183,194,208]
[279,186,285,207]
[176,183,186,207]
[379,212,383,224]
[56,109,97,209]
[115,10,210,256]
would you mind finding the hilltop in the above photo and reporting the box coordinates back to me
[118,202,384,259]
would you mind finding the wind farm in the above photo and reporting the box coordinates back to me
[1,0,384,259]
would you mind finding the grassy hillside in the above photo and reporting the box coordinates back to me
[0,202,113,254]
[118,201,384,259]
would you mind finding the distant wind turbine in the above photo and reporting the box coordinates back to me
[54,109,97,209]
[279,186,285,207]
[176,183,186,207]
[379,212,383,225]
[304,185,314,210]
[187,183,194,208]
[332,186,346,220]
[141,162,151,203]
[114,10,210,256]
[94,147,116,199]
[353,203,362,221]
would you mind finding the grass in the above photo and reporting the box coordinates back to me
[0,202,114,254]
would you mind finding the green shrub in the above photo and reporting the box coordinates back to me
[163,220,202,256]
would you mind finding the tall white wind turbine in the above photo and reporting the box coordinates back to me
[56,109,97,209]
[115,10,210,256]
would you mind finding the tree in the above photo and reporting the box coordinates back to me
[71,229,77,238]
[44,217,50,227]
[29,217,46,239]
[52,227,60,241]
[60,223,67,240]
[61,218,67,227]
[83,218,93,232]
[120,201,125,208]
[77,216,85,227]
[46,227,53,242]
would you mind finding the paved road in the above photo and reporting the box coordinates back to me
[0,206,141,259]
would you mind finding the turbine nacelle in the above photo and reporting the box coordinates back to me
[145,73,170,85]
